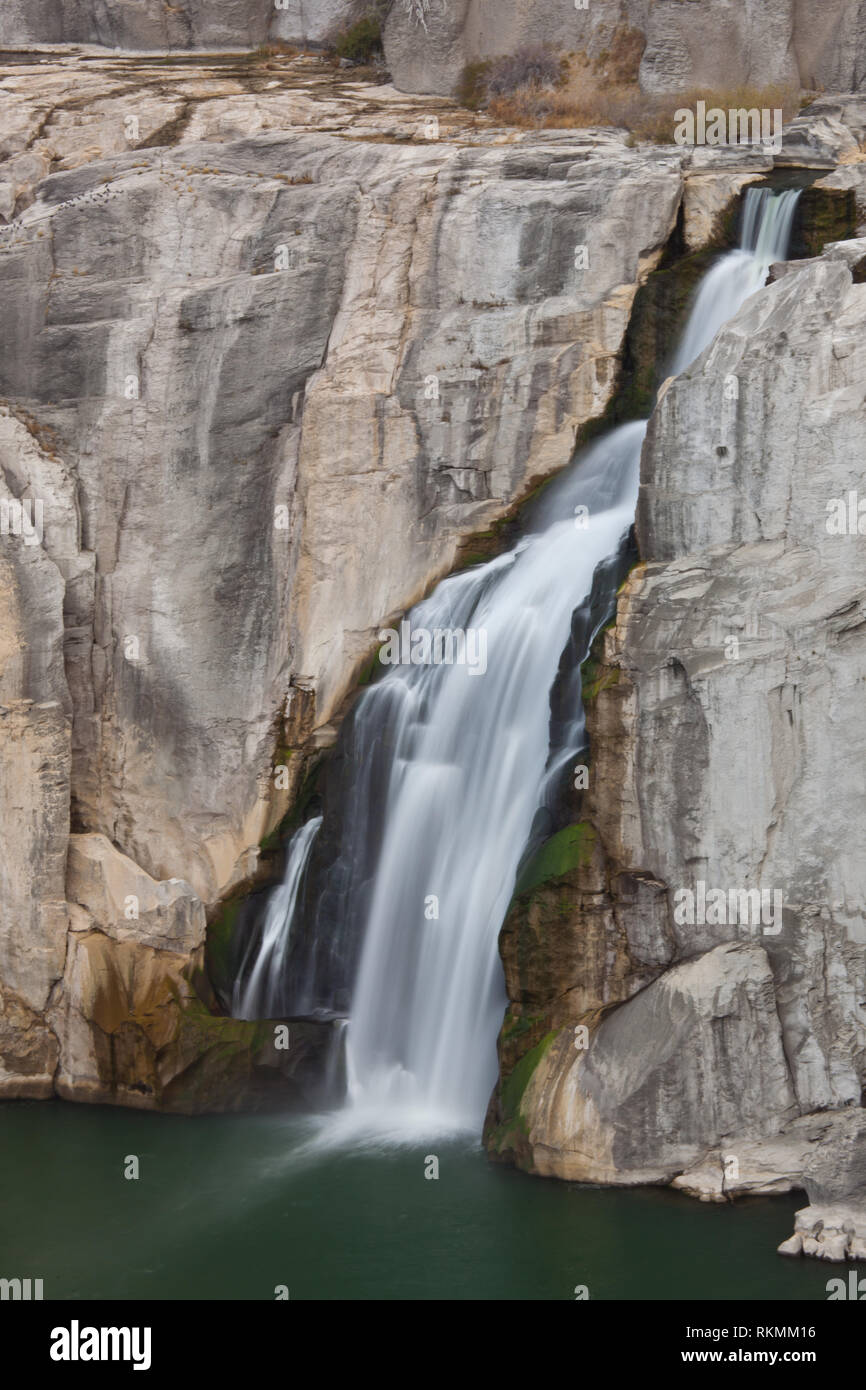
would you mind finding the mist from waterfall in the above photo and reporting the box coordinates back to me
[236,186,800,1139]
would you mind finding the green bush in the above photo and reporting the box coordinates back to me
[457,59,492,110]
[335,15,383,64]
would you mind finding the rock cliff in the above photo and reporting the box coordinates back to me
[0,50,689,1110]
[3,0,866,103]
[486,153,866,1257]
[382,0,866,99]
[0,38,864,1259]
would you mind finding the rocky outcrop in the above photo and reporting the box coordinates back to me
[0,0,367,51]
[383,0,866,99]
[488,227,866,1254]
[776,1109,866,1260]
[1,42,863,1251]
[0,0,278,51]
[48,917,340,1112]
[2,0,865,101]
[489,943,798,1185]
[67,834,206,955]
[0,52,688,1106]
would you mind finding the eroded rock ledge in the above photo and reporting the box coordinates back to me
[486,228,866,1260]
[3,0,864,105]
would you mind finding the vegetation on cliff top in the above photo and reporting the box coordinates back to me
[459,30,808,143]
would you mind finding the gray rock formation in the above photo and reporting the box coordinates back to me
[0,44,862,1254]
[0,0,359,50]
[489,224,866,1256]
[2,0,866,102]
[382,0,643,98]
[778,1111,866,1262]
[522,943,798,1186]
[382,0,866,98]
[637,0,800,96]
[0,0,272,50]
[0,52,686,1108]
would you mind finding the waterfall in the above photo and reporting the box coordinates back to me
[233,816,322,1019]
[237,186,799,1136]
[344,428,643,1131]
[670,188,800,376]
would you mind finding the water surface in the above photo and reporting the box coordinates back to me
[0,1101,830,1301]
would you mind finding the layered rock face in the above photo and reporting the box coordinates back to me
[0,53,685,1108]
[0,0,275,50]
[487,223,866,1250]
[2,0,865,100]
[0,0,357,50]
[1,38,864,1257]
[383,0,866,98]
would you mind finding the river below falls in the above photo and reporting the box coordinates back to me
[0,1100,833,1300]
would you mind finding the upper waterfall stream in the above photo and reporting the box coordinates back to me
[235,187,800,1139]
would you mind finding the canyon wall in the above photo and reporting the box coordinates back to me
[0,0,352,50]
[0,52,689,1109]
[486,153,866,1259]
[0,37,864,1259]
[382,0,866,98]
[2,0,866,102]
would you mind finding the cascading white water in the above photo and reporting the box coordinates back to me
[233,816,322,1019]
[345,426,644,1131]
[238,186,800,1138]
[670,188,800,375]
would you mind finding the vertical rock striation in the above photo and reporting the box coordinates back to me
[489,235,866,1245]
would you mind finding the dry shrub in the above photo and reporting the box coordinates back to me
[485,45,566,97]
[487,55,805,144]
[458,45,565,112]
[592,24,645,85]
[251,41,299,61]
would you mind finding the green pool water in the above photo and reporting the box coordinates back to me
[0,1100,833,1301]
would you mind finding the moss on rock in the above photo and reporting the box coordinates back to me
[485,1028,556,1163]
[514,823,596,897]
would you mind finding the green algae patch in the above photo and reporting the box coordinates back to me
[581,652,619,704]
[356,646,385,686]
[501,1010,544,1048]
[514,823,596,897]
[499,1029,557,1127]
[176,995,272,1056]
[204,897,241,1006]
[485,1028,558,1162]
[162,997,298,1114]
